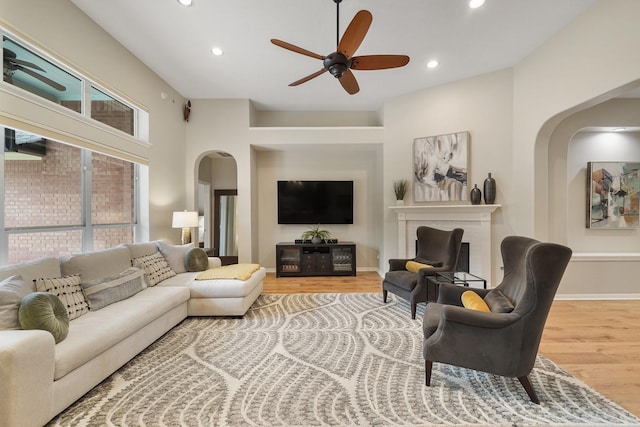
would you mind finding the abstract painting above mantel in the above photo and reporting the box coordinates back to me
[587,161,640,229]
[413,132,468,202]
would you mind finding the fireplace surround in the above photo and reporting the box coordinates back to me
[390,204,500,285]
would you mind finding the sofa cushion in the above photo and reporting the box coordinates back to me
[0,257,61,283]
[184,248,208,272]
[132,252,176,286]
[122,241,159,259]
[157,241,194,274]
[81,267,146,310]
[0,275,34,330]
[59,247,132,283]
[34,275,89,320]
[383,270,418,291]
[18,292,69,344]
[158,267,267,298]
[53,286,189,380]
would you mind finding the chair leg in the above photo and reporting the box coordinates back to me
[518,375,540,404]
[411,302,417,319]
[382,289,388,303]
[425,360,433,386]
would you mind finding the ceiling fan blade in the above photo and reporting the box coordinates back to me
[339,69,359,95]
[271,39,324,60]
[337,10,372,59]
[11,58,45,71]
[17,66,66,91]
[289,68,328,86]
[351,55,410,70]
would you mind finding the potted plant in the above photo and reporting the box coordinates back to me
[301,224,332,244]
[393,179,408,205]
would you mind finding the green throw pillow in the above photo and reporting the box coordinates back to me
[19,292,69,343]
[184,247,209,272]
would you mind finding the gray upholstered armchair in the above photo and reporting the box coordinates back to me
[382,226,464,319]
[423,236,572,403]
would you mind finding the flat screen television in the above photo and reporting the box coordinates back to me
[278,180,354,224]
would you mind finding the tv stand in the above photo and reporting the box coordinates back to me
[276,242,356,277]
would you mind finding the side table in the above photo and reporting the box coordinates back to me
[426,271,487,302]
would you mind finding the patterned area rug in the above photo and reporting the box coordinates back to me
[49,293,639,426]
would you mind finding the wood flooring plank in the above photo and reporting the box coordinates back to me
[263,272,640,417]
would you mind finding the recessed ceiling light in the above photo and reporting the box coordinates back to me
[211,47,224,56]
[177,0,192,6]
[427,60,439,69]
[469,0,485,9]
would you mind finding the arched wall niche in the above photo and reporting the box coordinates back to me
[532,81,640,297]
[533,79,640,242]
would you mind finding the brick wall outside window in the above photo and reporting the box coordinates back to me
[4,140,135,264]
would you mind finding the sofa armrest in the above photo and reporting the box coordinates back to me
[0,330,56,427]
[207,257,222,269]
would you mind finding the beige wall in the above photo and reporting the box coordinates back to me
[254,145,382,269]
[382,69,515,283]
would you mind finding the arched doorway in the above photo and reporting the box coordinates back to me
[197,151,238,265]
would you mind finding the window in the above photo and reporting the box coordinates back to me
[3,33,141,139]
[3,36,82,114]
[90,87,135,136]
[2,128,139,264]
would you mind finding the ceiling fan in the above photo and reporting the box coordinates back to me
[271,0,410,95]
[3,47,66,92]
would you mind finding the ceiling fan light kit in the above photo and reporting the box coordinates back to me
[271,0,410,95]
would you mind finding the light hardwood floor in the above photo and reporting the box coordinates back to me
[263,272,640,417]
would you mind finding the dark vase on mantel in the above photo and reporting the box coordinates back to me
[470,184,481,205]
[483,173,496,204]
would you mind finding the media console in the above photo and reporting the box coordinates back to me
[276,242,356,277]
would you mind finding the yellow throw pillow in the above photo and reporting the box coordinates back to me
[461,290,491,312]
[405,260,433,273]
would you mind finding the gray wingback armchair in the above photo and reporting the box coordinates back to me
[423,236,572,403]
[383,226,464,319]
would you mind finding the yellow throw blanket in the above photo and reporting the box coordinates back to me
[195,263,260,281]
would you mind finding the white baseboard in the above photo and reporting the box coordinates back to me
[555,293,640,300]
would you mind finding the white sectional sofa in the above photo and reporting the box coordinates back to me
[0,241,265,427]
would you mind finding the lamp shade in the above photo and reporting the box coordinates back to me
[172,211,199,228]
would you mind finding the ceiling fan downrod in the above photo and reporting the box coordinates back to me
[335,0,342,48]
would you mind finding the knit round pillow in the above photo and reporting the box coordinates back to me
[19,292,69,343]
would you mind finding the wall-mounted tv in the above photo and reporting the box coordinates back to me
[278,180,354,224]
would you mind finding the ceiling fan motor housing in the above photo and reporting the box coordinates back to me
[324,52,352,78]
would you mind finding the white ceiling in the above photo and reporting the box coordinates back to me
[70,0,597,112]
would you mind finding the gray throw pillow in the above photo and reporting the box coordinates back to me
[81,267,146,310]
[184,248,209,272]
[0,275,35,330]
[484,289,515,313]
[18,292,69,343]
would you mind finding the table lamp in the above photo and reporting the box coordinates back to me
[172,211,199,245]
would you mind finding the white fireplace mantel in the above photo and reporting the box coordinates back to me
[389,204,501,286]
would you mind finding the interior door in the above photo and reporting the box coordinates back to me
[214,189,238,265]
